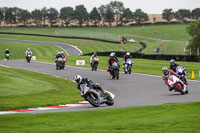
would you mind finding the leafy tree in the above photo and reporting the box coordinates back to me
[31,9,42,26]
[60,7,74,27]
[162,8,174,23]
[18,9,31,26]
[0,8,4,25]
[192,8,200,20]
[41,7,48,26]
[105,6,114,27]
[4,7,17,26]
[120,8,133,25]
[98,5,107,26]
[47,7,58,26]
[89,7,101,26]
[174,9,191,23]
[74,5,88,27]
[133,9,149,25]
[187,19,200,55]
[109,1,125,26]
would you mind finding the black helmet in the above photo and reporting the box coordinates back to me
[162,66,169,76]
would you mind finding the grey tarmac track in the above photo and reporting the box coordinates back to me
[0,38,82,56]
[0,60,200,114]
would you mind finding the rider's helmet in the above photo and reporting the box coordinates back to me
[93,52,97,57]
[28,48,30,51]
[60,51,64,55]
[75,75,82,83]
[162,66,169,76]
[6,49,8,51]
[170,59,175,66]
[57,52,61,55]
[110,52,115,57]
[126,52,130,56]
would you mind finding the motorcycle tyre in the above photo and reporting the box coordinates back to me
[85,92,100,107]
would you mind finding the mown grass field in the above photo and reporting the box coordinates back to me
[0,24,191,55]
[0,66,82,111]
[0,24,191,41]
[0,102,200,133]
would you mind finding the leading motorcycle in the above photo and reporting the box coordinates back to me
[79,84,114,107]
[167,75,188,95]
[5,53,10,60]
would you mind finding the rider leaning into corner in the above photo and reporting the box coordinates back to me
[74,75,105,96]
[25,48,32,58]
[162,66,187,93]
[107,52,119,72]
[90,52,99,66]
[5,48,10,54]
[169,59,179,72]
[123,51,133,68]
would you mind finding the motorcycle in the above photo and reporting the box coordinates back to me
[26,54,32,63]
[5,53,10,60]
[79,84,114,107]
[176,66,187,85]
[91,57,99,71]
[167,75,188,95]
[56,57,65,70]
[110,61,120,79]
[124,59,133,74]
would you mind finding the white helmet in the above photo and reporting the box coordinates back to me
[126,52,130,56]
[28,48,30,51]
[110,52,115,57]
[57,52,61,54]
[61,51,64,54]
[75,75,82,83]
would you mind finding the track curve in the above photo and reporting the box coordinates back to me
[0,60,200,114]
[0,38,82,56]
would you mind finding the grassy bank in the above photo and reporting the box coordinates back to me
[0,66,82,111]
[0,24,190,41]
[0,102,200,133]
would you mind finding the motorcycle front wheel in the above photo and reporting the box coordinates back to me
[85,92,100,107]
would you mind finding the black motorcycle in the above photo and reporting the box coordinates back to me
[91,58,99,71]
[56,57,65,70]
[5,53,10,60]
[26,54,32,63]
[110,61,120,79]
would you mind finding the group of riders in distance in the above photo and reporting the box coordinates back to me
[3,48,32,62]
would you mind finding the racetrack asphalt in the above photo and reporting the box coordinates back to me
[0,60,200,114]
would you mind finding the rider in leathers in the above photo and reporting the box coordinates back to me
[25,48,32,60]
[107,52,119,71]
[75,75,105,96]
[162,66,187,93]
[90,52,99,67]
[169,59,179,72]
[123,51,132,68]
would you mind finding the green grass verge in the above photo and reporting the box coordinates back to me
[0,66,82,111]
[0,40,67,61]
[0,102,200,133]
[0,24,191,41]
[0,34,142,54]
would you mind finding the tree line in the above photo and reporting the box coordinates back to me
[0,1,200,27]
